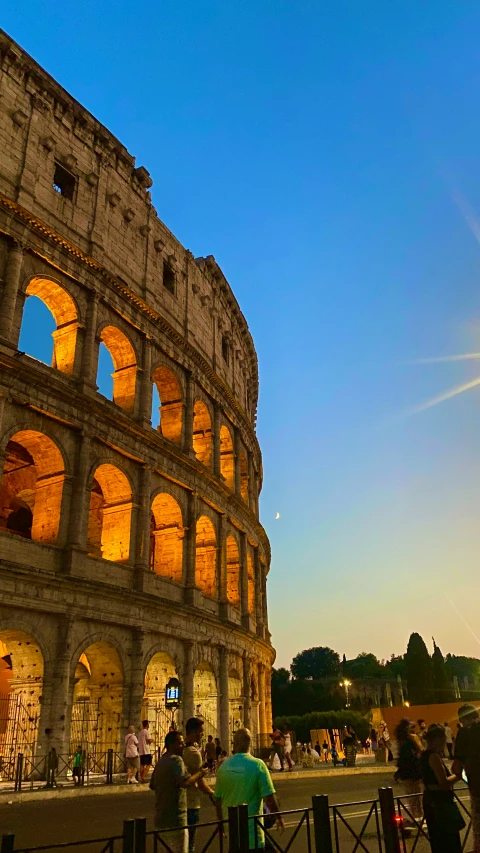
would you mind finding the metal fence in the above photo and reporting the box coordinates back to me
[0,787,475,853]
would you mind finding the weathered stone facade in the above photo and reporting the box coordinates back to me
[0,30,274,767]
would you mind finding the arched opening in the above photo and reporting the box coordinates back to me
[195,516,217,598]
[220,426,234,490]
[228,668,243,749]
[98,326,137,412]
[247,551,255,614]
[87,464,132,562]
[193,401,212,467]
[0,630,44,779]
[152,367,183,444]
[226,535,240,608]
[70,642,123,759]
[240,452,249,503]
[0,430,65,544]
[143,652,178,749]
[150,493,184,583]
[194,662,218,740]
[19,279,78,375]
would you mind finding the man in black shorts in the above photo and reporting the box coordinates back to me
[138,720,153,782]
[204,735,216,771]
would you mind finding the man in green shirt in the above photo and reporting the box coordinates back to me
[214,728,284,851]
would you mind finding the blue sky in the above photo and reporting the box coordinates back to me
[7,1,480,668]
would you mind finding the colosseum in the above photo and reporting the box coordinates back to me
[0,30,274,777]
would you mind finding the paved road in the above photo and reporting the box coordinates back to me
[0,769,396,846]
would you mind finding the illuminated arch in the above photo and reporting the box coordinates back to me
[150,493,184,583]
[0,430,65,544]
[22,278,79,374]
[70,641,123,755]
[143,651,178,747]
[226,534,240,608]
[240,451,249,503]
[98,325,137,412]
[247,551,255,614]
[193,401,212,467]
[0,629,44,772]
[195,515,217,598]
[152,366,183,444]
[87,463,132,562]
[194,661,218,740]
[220,425,234,489]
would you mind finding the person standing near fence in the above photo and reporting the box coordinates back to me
[138,720,153,783]
[452,704,480,853]
[214,728,284,851]
[125,726,140,784]
[183,718,215,853]
[393,718,423,823]
[150,730,207,853]
[421,724,464,853]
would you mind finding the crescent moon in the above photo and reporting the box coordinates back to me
[275,512,280,520]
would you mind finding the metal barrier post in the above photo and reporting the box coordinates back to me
[80,750,86,786]
[14,754,23,793]
[312,794,333,853]
[123,820,135,853]
[379,787,400,853]
[228,806,240,853]
[1,836,14,853]
[134,818,146,853]
[238,803,249,853]
[106,749,114,784]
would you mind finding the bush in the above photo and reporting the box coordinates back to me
[273,710,370,743]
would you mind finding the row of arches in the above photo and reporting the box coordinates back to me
[0,430,257,610]
[19,278,252,501]
[0,629,261,768]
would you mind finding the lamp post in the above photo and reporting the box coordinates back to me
[340,679,351,707]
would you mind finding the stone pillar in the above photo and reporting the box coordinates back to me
[0,243,24,346]
[262,570,268,632]
[183,371,194,455]
[79,291,99,388]
[183,491,197,603]
[239,530,249,626]
[219,646,230,753]
[213,404,222,477]
[234,428,242,497]
[134,465,152,585]
[182,641,195,723]
[0,396,7,467]
[265,668,273,732]
[258,665,267,737]
[254,548,264,635]
[45,616,74,756]
[217,514,227,604]
[127,629,146,731]
[242,655,252,730]
[139,337,152,428]
[65,432,92,566]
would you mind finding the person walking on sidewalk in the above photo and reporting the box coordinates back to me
[452,704,480,853]
[138,720,153,782]
[183,718,215,853]
[444,722,454,759]
[125,726,140,784]
[214,728,284,851]
[150,730,207,853]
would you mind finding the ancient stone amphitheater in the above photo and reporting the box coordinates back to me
[0,30,273,776]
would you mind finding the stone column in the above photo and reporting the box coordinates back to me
[218,646,230,753]
[265,668,273,732]
[217,514,227,604]
[239,530,249,625]
[182,641,195,723]
[65,432,91,568]
[213,404,222,477]
[262,570,269,632]
[0,242,24,346]
[247,453,256,511]
[0,396,7,465]
[234,428,242,497]
[80,291,99,387]
[258,665,267,737]
[139,337,152,428]
[242,655,252,730]
[127,629,146,732]
[45,616,74,756]
[183,371,194,455]
[183,491,197,604]
[254,548,264,635]
[134,465,152,585]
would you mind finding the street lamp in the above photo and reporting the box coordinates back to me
[339,679,351,707]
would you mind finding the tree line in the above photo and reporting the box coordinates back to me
[272,634,480,716]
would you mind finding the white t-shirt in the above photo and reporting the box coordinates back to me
[138,728,152,756]
[125,732,139,758]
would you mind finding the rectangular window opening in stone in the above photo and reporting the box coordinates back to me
[53,162,76,201]
[222,335,230,364]
[163,261,176,295]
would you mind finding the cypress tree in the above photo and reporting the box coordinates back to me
[432,639,453,703]
[405,633,434,705]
